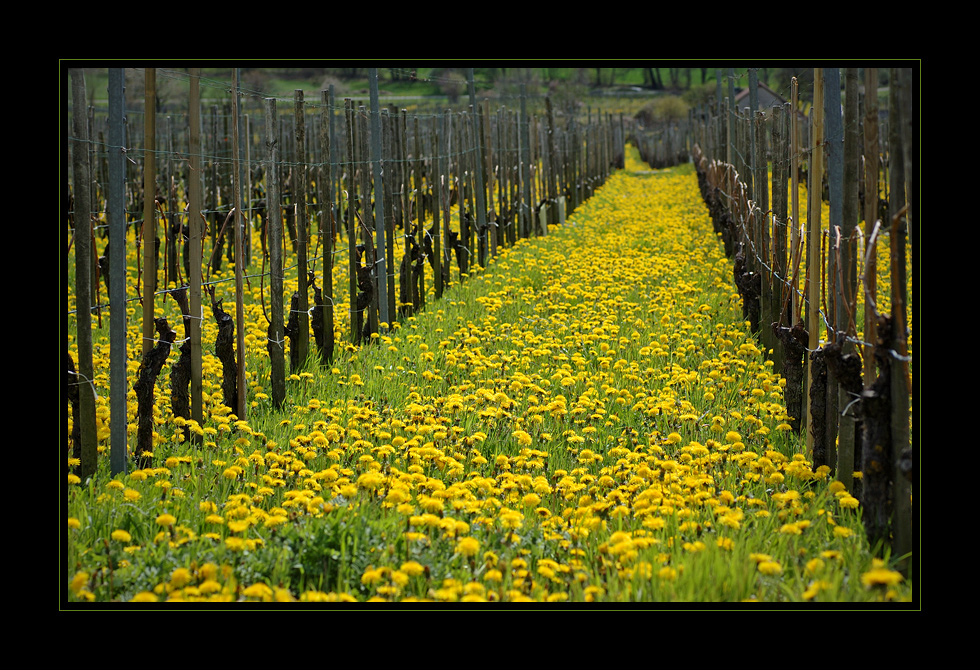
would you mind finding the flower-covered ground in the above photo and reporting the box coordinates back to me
[65,148,913,605]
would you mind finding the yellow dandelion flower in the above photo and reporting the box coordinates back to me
[225,537,246,552]
[227,520,250,534]
[757,560,782,576]
[131,591,158,602]
[522,493,542,508]
[111,529,132,543]
[155,513,176,527]
[456,536,480,558]
[242,583,274,600]
[169,567,193,589]
[69,572,89,594]
[513,430,533,447]
[400,561,426,577]
[861,566,903,588]
[779,522,803,535]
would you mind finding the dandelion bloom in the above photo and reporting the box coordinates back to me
[69,572,89,594]
[111,529,132,543]
[170,568,193,589]
[861,568,903,588]
[522,493,542,508]
[456,537,480,558]
[400,561,426,577]
[757,560,782,576]
[155,513,176,528]
[805,558,825,575]
[243,583,274,600]
[357,471,385,491]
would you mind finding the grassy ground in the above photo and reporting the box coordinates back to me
[64,147,913,606]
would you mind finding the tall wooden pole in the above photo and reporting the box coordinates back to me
[791,79,801,324]
[888,67,912,575]
[319,90,335,364]
[369,70,389,329]
[142,68,156,360]
[824,66,842,472]
[294,90,310,366]
[71,68,99,481]
[836,66,861,491]
[232,70,246,419]
[806,68,824,456]
[862,68,879,387]
[346,100,360,343]
[106,70,129,474]
[265,97,285,407]
[188,69,204,427]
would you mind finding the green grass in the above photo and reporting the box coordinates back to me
[65,148,914,606]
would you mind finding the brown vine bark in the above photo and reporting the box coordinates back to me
[861,314,894,550]
[208,288,238,415]
[134,317,177,467]
[773,322,808,434]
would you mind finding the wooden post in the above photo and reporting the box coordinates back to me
[232,70,246,420]
[432,112,443,299]
[71,68,100,480]
[469,71,489,270]
[835,67,861,490]
[382,110,396,323]
[824,66,842,471]
[442,111,452,287]
[755,110,770,349]
[790,80,801,324]
[319,90,335,365]
[520,84,532,240]
[294,90,310,367]
[482,99,496,265]
[142,68,156,360]
[188,69,204,427]
[770,104,787,344]
[265,97,286,407]
[414,115,425,311]
[888,67,912,575]
[863,68,880,387]
[806,69,824,457]
[345,99,361,344]
[369,70,389,330]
